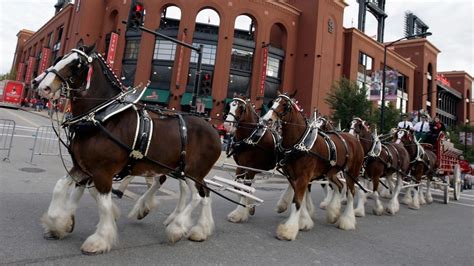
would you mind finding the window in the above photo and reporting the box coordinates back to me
[358,52,373,91]
[266,56,281,78]
[230,48,253,72]
[153,40,176,61]
[190,43,217,65]
[124,39,140,60]
[150,64,173,90]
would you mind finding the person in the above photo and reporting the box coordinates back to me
[413,114,430,143]
[397,113,414,130]
[459,155,471,190]
[427,116,446,144]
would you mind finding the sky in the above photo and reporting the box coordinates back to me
[0,0,472,80]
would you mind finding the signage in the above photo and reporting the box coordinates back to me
[196,98,205,113]
[2,81,24,105]
[38,48,51,74]
[369,69,399,101]
[259,45,269,96]
[436,74,451,88]
[176,32,186,84]
[106,32,119,67]
[24,57,36,84]
[16,63,25,81]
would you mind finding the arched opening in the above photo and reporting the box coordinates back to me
[264,23,287,106]
[144,5,182,106]
[226,14,257,105]
[182,8,220,113]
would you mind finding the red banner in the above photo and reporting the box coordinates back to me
[259,46,269,96]
[106,32,119,67]
[38,48,51,74]
[24,57,36,84]
[16,63,25,81]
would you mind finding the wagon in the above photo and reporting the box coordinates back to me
[433,132,463,203]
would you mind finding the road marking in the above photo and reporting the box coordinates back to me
[2,109,40,127]
[433,199,474,207]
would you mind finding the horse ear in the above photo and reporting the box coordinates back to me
[289,90,297,98]
[83,44,96,55]
[233,92,238,98]
[276,90,282,96]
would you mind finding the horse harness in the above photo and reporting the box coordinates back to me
[63,88,188,181]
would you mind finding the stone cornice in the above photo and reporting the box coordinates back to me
[393,38,441,56]
[249,0,301,16]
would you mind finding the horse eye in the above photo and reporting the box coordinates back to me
[231,102,237,107]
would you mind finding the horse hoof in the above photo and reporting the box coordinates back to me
[43,232,60,240]
[137,209,149,220]
[249,206,255,216]
[276,224,298,241]
[81,250,103,256]
[67,215,75,233]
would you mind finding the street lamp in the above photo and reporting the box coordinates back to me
[380,32,432,132]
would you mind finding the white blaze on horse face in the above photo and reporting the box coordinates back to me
[262,98,281,122]
[224,101,239,134]
[395,131,404,144]
[349,120,357,135]
[37,53,80,100]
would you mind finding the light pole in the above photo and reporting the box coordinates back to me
[380,32,432,132]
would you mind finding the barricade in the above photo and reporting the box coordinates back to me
[0,119,15,161]
[30,126,60,163]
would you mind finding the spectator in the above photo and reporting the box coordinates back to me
[35,98,44,111]
[427,116,446,144]
[30,98,37,109]
[397,113,414,130]
[46,100,53,116]
[413,114,430,143]
[459,155,471,190]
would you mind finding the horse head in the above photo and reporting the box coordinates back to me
[33,45,96,100]
[32,45,124,116]
[318,116,335,131]
[262,92,302,124]
[224,96,252,134]
[394,129,413,145]
[349,117,370,137]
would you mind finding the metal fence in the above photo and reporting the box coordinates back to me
[30,126,61,163]
[0,119,15,161]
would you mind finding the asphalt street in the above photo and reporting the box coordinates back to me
[0,107,473,265]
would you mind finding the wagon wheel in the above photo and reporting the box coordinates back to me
[453,164,462,201]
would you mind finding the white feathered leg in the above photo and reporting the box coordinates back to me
[380,176,393,199]
[81,193,118,254]
[354,187,367,217]
[276,203,301,241]
[419,183,426,205]
[401,187,413,205]
[386,175,402,215]
[299,191,314,231]
[188,196,214,242]
[128,175,162,220]
[320,184,333,209]
[409,186,420,210]
[41,175,75,239]
[166,182,201,244]
[426,179,433,203]
[227,195,250,223]
[372,191,384,216]
[164,180,189,226]
[305,187,315,217]
[276,185,294,213]
[337,191,356,230]
[326,182,342,224]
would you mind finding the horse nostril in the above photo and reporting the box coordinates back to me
[43,87,51,93]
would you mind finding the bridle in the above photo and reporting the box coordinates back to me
[41,49,95,96]
[225,97,248,124]
[270,94,300,120]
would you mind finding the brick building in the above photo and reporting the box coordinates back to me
[9,0,473,127]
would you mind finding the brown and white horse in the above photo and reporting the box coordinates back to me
[32,46,221,254]
[223,97,279,222]
[394,129,437,209]
[349,118,410,215]
[262,93,365,240]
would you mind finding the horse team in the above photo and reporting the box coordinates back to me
[32,47,439,254]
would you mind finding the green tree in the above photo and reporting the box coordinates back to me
[367,102,400,133]
[325,77,372,129]
[448,124,474,162]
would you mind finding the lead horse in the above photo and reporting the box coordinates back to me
[32,46,221,254]
[262,93,365,240]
